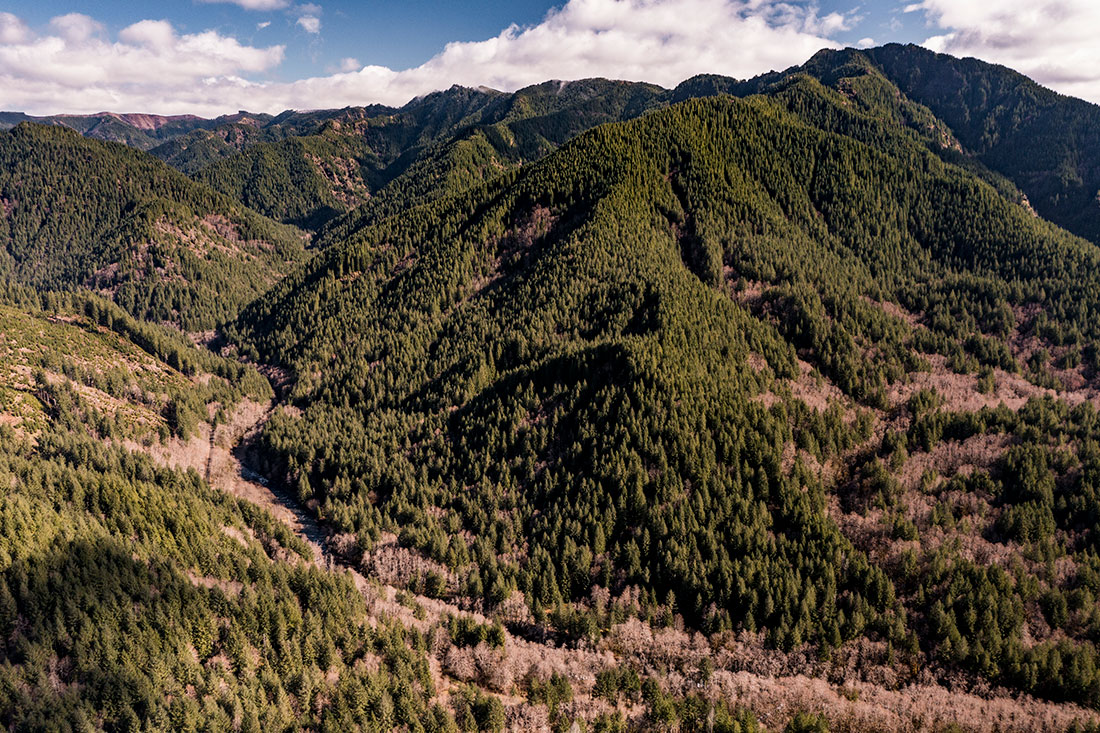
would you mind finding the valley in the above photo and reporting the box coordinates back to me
[5,41,1100,731]
[155,377,1100,732]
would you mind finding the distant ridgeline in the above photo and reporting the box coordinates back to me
[3,42,1100,728]
[8,44,1100,249]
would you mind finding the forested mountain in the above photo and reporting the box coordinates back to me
[193,45,1100,246]
[16,44,1100,250]
[9,44,1100,731]
[0,109,298,155]
[0,107,393,169]
[740,44,1100,246]
[145,106,399,175]
[0,123,307,330]
[191,80,667,229]
[228,70,1100,716]
[856,45,1100,245]
[0,110,215,150]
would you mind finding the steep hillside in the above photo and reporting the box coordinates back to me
[229,76,1100,714]
[857,44,1100,244]
[192,131,383,230]
[0,288,456,730]
[0,123,307,330]
[146,107,396,175]
[0,292,863,733]
[146,120,272,175]
[310,49,1100,246]
[194,80,667,230]
[778,44,1100,245]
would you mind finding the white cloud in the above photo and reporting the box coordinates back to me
[293,4,322,34]
[857,37,874,48]
[0,13,30,44]
[333,57,361,73]
[296,15,321,34]
[806,10,858,35]
[908,0,1100,102]
[119,19,176,48]
[257,21,272,30]
[0,0,858,116]
[50,13,103,42]
[198,0,289,10]
[0,14,283,112]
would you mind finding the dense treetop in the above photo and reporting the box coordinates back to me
[225,71,1100,709]
[191,79,669,231]
[7,43,1100,726]
[0,123,307,330]
[743,44,1100,246]
[0,287,453,731]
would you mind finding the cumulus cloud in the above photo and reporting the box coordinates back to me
[0,13,30,44]
[0,14,284,113]
[50,13,103,42]
[332,57,361,73]
[908,0,1100,102]
[0,0,859,116]
[292,3,322,34]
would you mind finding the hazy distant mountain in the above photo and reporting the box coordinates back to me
[0,109,221,149]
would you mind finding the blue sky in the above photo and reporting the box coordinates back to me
[0,1,1096,115]
[9,1,931,81]
[10,1,563,77]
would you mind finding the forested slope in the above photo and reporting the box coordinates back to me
[10,42,1100,730]
[193,80,667,230]
[0,288,451,730]
[314,45,1100,248]
[858,44,1100,244]
[229,75,1100,710]
[744,44,1100,246]
[15,44,1099,254]
[0,124,307,330]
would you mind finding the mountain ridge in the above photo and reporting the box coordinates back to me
[7,44,1100,731]
[0,122,308,330]
[227,73,1100,713]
